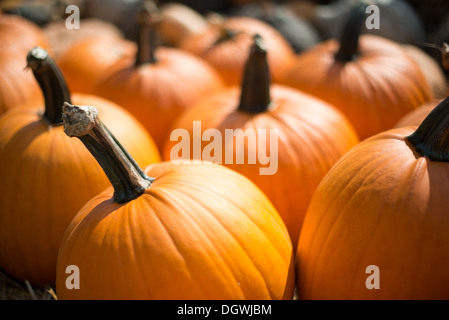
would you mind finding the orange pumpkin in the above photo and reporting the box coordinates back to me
[94,3,225,152]
[163,35,359,246]
[178,14,296,86]
[57,37,136,94]
[297,95,449,300]
[0,12,50,114]
[0,47,160,286]
[394,99,441,128]
[279,3,433,140]
[55,102,295,300]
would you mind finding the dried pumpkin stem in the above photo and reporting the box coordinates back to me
[238,34,272,113]
[135,1,159,66]
[26,46,71,125]
[334,2,368,62]
[408,95,449,161]
[62,102,154,203]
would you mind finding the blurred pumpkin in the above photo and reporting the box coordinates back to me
[93,2,224,152]
[56,102,295,300]
[394,99,441,128]
[179,14,296,86]
[57,37,136,94]
[297,95,449,299]
[279,3,433,140]
[0,47,160,286]
[163,35,359,246]
[0,12,50,114]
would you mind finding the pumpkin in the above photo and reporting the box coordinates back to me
[310,0,427,47]
[178,14,296,86]
[43,18,125,59]
[57,37,136,94]
[228,1,322,53]
[0,47,160,286]
[93,2,225,152]
[55,102,295,300]
[163,35,359,247]
[0,12,50,114]
[394,99,441,128]
[402,44,447,99]
[279,3,433,140]
[296,94,449,300]
[157,2,209,47]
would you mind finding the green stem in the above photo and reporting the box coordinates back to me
[135,1,159,66]
[238,34,272,113]
[26,46,71,125]
[62,102,154,203]
[334,2,368,63]
[407,95,449,161]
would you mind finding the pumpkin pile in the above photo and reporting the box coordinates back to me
[0,0,448,301]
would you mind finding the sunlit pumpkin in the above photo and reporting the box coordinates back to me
[279,3,433,140]
[93,2,224,151]
[0,47,160,286]
[178,14,296,86]
[297,94,449,300]
[55,102,295,300]
[163,35,359,247]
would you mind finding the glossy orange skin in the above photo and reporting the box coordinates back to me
[279,35,433,140]
[94,47,225,152]
[0,94,160,286]
[57,37,136,94]
[0,14,50,114]
[394,99,440,128]
[56,161,295,300]
[297,126,449,299]
[163,85,359,246]
[179,16,296,86]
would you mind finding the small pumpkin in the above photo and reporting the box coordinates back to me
[93,2,225,152]
[0,47,160,286]
[164,35,359,246]
[178,14,296,86]
[279,3,433,140]
[55,102,295,300]
[297,94,449,300]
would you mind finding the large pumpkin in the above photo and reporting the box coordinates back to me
[0,47,160,286]
[93,2,224,151]
[55,102,295,300]
[297,95,449,300]
[279,3,433,140]
[163,35,359,247]
[178,14,296,86]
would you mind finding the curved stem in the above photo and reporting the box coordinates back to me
[26,46,71,125]
[135,1,159,66]
[407,95,449,161]
[62,103,154,203]
[238,34,272,113]
[334,2,367,62]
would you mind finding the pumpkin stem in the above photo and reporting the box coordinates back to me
[26,46,71,125]
[135,0,160,66]
[334,2,368,62]
[238,34,272,113]
[62,102,154,203]
[407,95,449,161]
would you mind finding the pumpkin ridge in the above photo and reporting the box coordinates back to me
[303,147,407,290]
[154,176,285,299]
[143,187,243,299]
